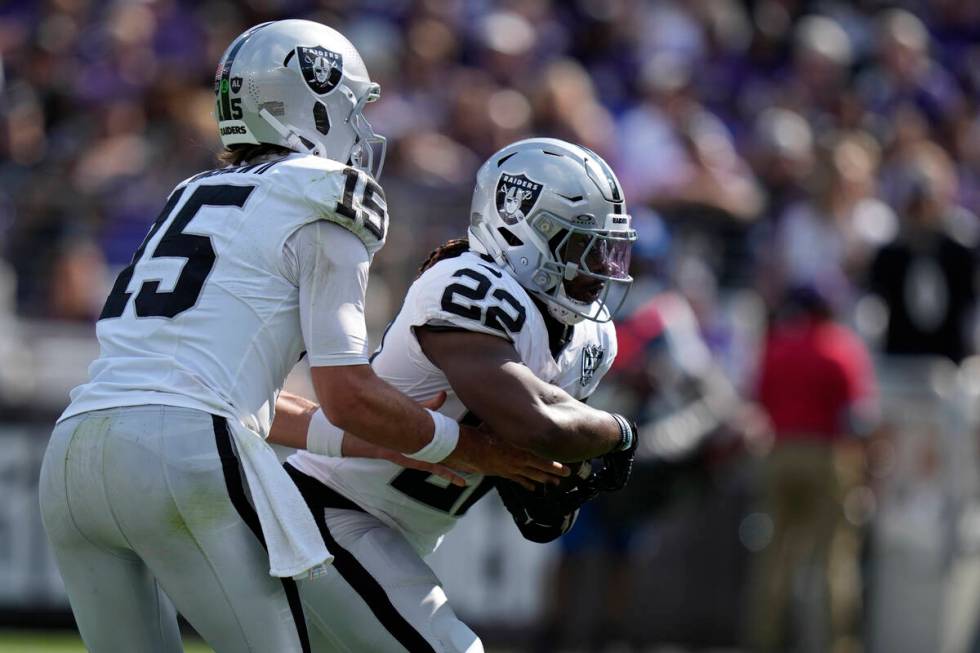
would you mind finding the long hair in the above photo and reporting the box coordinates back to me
[416,238,470,277]
[217,143,293,167]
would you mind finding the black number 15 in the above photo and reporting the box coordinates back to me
[335,167,387,241]
[100,184,255,320]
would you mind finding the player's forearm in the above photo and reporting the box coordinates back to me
[461,361,620,460]
[534,398,624,462]
[417,330,624,461]
[494,390,622,462]
[312,364,433,454]
[268,391,319,449]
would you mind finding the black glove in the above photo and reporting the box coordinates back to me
[495,460,597,543]
[593,415,638,492]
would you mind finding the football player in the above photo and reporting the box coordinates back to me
[279,138,638,652]
[38,21,563,653]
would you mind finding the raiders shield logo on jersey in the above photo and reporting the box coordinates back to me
[580,343,605,386]
[496,174,543,225]
[297,46,343,95]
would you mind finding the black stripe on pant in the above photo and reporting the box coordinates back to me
[285,463,437,653]
[212,416,312,653]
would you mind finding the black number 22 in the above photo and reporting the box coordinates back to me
[440,268,526,334]
[100,184,255,320]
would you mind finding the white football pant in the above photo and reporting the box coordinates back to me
[287,465,484,653]
[39,406,312,652]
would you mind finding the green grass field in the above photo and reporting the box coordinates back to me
[0,631,214,652]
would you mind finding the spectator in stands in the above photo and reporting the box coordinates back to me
[531,58,616,159]
[868,142,979,362]
[787,15,855,125]
[46,236,108,322]
[748,107,815,223]
[746,286,877,653]
[857,9,965,132]
[616,53,763,220]
[772,131,896,311]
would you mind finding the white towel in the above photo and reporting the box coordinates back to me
[227,420,333,579]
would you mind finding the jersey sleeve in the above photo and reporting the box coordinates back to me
[405,257,532,342]
[257,155,388,256]
[404,255,560,382]
[294,162,388,256]
[284,221,371,367]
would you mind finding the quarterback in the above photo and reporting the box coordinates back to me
[281,138,638,652]
[38,21,562,653]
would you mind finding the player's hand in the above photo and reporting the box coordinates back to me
[341,433,467,487]
[445,425,569,491]
[593,417,638,492]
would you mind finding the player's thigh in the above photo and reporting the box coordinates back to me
[144,525,307,653]
[104,409,310,653]
[56,546,182,653]
[300,509,482,653]
[39,416,182,653]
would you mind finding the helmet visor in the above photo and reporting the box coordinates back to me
[562,231,633,282]
[539,213,636,321]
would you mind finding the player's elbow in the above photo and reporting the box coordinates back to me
[311,365,374,433]
[317,392,365,434]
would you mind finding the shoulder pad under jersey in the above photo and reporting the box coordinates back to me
[406,252,560,381]
[265,155,388,255]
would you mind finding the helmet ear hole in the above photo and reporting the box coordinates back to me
[497,227,524,247]
[313,101,330,135]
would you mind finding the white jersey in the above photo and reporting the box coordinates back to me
[289,251,617,555]
[61,153,388,437]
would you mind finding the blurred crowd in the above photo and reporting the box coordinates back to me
[1,0,978,346]
[3,0,980,651]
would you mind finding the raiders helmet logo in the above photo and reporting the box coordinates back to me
[230,76,243,94]
[580,343,605,386]
[297,46,344,95]
[496,174,543,225]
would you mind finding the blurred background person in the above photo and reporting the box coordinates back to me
[746,287,878,653]
[767,131,896,312]
[868,142,980,363]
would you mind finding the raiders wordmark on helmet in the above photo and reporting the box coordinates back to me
[496,173,543,225]
[298,46,343,95]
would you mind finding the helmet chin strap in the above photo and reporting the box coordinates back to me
[545,284,589,325]
[258,108,320,156]
[469,224,509,268]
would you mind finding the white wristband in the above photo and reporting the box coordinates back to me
[306,409,345,457]
[407,409,460,463]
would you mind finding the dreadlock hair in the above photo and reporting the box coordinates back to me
[417,238,471,278]
[217,143,293,167]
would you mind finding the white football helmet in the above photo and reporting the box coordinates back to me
[213,20,386,176]
[469,138,636,325]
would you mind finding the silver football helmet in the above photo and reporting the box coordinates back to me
[213,20,386,176]
[469,138,636,325]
